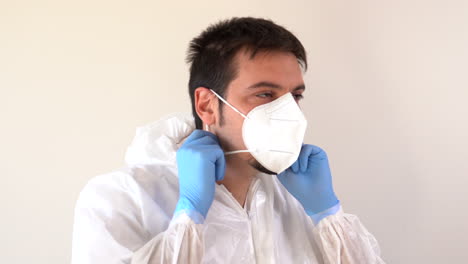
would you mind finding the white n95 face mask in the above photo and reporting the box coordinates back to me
[209,89,307,174]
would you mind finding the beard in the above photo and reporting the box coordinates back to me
[248,158,277,175]
[217,110,277,175]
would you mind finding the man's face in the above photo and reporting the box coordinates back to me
[212,49,305,174]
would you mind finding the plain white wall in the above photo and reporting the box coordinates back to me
[1,0,467,263]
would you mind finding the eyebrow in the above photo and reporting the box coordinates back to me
[247,81,306,91]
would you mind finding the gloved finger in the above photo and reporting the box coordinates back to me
[196,145,225,181]
[188,136,219,149]
[187,133,222,148]
[214,148,226,181]
[199,130,220,144]
[182,129,210,146]
[184,129,220,146]
[306,145,328,173]
[291,159,300,174]
[307,144,327,161]
[307,144,325,156]
[299,144,327,172]
[299,145,315,173]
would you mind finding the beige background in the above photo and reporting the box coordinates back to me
[1,0,467,263]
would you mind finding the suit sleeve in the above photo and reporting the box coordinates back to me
[310,205,386,264]
[71,177,204,264]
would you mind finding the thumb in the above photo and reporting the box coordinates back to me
[214,149,226,181]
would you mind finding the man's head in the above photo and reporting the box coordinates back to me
[187,17,307,175]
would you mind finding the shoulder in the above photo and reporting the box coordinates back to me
[75,164,178,213]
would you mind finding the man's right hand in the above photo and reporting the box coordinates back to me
[174,129,226,222]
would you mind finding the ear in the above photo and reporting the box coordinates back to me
[194,87,218,126]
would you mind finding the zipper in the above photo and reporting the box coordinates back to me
[244,177,260,216]
[215,176,261,263]
[216,176,260,217]
[215,184,246,217]
[244,177,260,263]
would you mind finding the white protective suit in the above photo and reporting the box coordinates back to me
[71,112,385,264]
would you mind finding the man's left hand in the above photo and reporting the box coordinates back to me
[277,144,340,216]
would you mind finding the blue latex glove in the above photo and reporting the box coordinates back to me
[277,144,340,223]
[174,130,226,223]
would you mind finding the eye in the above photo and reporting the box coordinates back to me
[293,93,304,100]
[256,92,273,98]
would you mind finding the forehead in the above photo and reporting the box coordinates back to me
[228,48,304,92]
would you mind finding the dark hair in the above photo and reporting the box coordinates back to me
[186,17,307,129]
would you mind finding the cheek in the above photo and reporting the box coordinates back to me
[218,108,248,150]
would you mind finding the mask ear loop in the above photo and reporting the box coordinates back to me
[209,89,249,119]
[225,149,256,155]
[208,89,257,156]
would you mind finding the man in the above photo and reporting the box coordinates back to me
[72,17,385,263]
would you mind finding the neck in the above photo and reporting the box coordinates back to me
[216,154,257,207]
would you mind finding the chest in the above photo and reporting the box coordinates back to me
[201,178,318,264]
